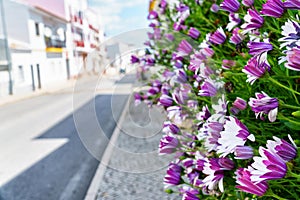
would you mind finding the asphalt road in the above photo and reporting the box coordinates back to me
[0,75,133,200]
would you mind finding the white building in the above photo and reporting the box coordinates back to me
[0,0,104,97]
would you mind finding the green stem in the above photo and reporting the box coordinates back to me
[278,114,300,125]
[268,77,300,96]
[280,103,300,110]
[265,189,286,200]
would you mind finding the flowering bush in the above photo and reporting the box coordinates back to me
[132,0,300,199]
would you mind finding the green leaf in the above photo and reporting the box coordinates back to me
[292,111,300,118]
[285,122,300,130]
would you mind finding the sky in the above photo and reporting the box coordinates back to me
[88,0,149,37]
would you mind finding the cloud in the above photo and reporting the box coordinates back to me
[89,0,149,36]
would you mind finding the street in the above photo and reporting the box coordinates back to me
[0,74,134,200]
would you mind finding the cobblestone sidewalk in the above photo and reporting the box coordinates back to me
[95,94,180,200]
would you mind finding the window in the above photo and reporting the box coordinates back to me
[35,22,40,36]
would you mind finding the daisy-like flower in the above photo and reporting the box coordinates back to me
[233,97,247,110]
[266,135,297,162]
[164,163,182,187]
[241,9,264,33]
[130,55,140,64]
[285,47,300,71]
[278,19,300,49]
[134,93,142,106]
[235,167,268,196]
[210,3,220,13]
[251,146,287,183]
[147,10,158,20]
[159,133,179,155]
[212,94,228,116]
[202,158,234,192]
[198,79,218,97]
[261,0,284,18]
[182,187,200,200]
[249,91,279,122]
[201,121,223,152]
[196,105,211,122]
[242,55,270,85]
[217,116,255,157]
[220,0,240,13]
[172,87,189,104]
[230,97,247,115]
[226,13,241,31]
[158,94,174,107]
[234,146,254,159]
[248,40,273,56]
[242,0,254,7]
[230,28,245,45]
[222,59,236,70]
[162,121,180,134]
[175,69,188,83]
[283,0,300,10]
[209,27,227,45]
[177,39,193,57]
[188,27,200,39]
[167,106,187,124]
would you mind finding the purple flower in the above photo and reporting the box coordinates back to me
[188,27,200,39]
[235,167,268,196]
[210,4,220,13]
[198,79,218,97]
[222,59,236,70]
[202,158,234,192]
[164,163,182,187]
[147,87,160,96]
[187,100,198,110]
[201,121,223,151]
[209,27,226,45]
[249,91,279,122]
[226,13,241,31]
[196,105,211,121]
[284,0,300,9]
[234,146,254,159]
[162,121,180,134]
[164,33,175,41]
[248,41,273,56]
[217,116,255,157]
[161,83,171,95]
[159,133,179,155]
[251,147,287,182]
[167,106,186,124]
[220,0,240,12]
[266,136,297,162]
[158,94,173,107]
[230,28,245,45]
[182,187,200,200]
[130,55,139,64]
[233,97,247,110]
[242,56,270,85]
[177,40,193,56]
[242,0,254,7]
[175,69,188,83]
[152,80,162,87]
[134,93,142,106]
[278,19,300,49]
[285,47,300,71]
[147,11,158,20]
[172,88,188,105]
[261,0,284,18]
[241,9,264,33]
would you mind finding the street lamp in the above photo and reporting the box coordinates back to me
[0,0,13,95]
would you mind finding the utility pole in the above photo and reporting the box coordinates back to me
[0,0,13,95]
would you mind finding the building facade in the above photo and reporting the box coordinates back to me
[0,0,104,97]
